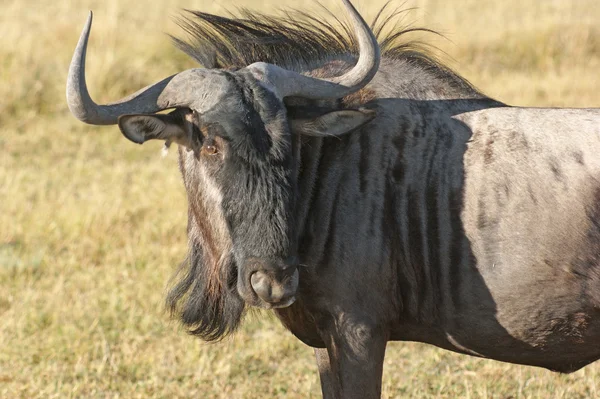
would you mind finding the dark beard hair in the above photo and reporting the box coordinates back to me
[167,240,245,341]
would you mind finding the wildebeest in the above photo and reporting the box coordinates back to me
[66,0,600,397]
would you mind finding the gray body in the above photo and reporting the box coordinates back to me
[66,2,600,398]
[275,67,600,396]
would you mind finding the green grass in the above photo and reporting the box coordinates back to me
[2,0,600,397]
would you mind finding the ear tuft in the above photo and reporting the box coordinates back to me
[291,108,376,137]
[118,112,190,146]
[118,115,167,144]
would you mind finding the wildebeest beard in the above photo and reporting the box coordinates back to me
[166,236,246,341]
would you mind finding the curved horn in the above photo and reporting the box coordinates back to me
[66,12,204,125]
[246,0,380,99]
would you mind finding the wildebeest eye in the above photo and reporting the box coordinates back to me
[202,143,219,156]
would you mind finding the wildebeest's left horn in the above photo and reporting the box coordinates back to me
[67,12,210,125]
[246,0,380,100]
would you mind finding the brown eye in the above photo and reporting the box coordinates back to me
[203,144,219,155]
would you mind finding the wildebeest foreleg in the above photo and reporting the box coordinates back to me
[315,323,387,399]
[314,348,338,398]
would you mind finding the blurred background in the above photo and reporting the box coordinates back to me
[1,0,599,397]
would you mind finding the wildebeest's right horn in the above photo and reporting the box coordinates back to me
[245,0,380,100]
[66,12,211,125]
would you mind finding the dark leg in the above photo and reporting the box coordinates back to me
[314,319,388,399]
[314,347,338,399]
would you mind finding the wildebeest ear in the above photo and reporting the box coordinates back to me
[118,113,188,145]
[291,108,376,137]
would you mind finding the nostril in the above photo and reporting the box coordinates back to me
[250,271,272,302]
[249,268,299,306]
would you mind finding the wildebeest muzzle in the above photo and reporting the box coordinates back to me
[237,257,299,309]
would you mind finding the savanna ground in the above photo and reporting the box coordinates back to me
[2,0,600,397]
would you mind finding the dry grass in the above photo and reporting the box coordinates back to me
[1,0,599,397]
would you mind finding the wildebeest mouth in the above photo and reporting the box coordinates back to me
[234,258,300,310]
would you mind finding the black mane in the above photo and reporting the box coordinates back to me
[172,3,480,95]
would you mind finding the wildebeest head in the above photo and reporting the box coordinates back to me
[66,0,378,339]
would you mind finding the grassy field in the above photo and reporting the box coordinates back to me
[2,0,600,397]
